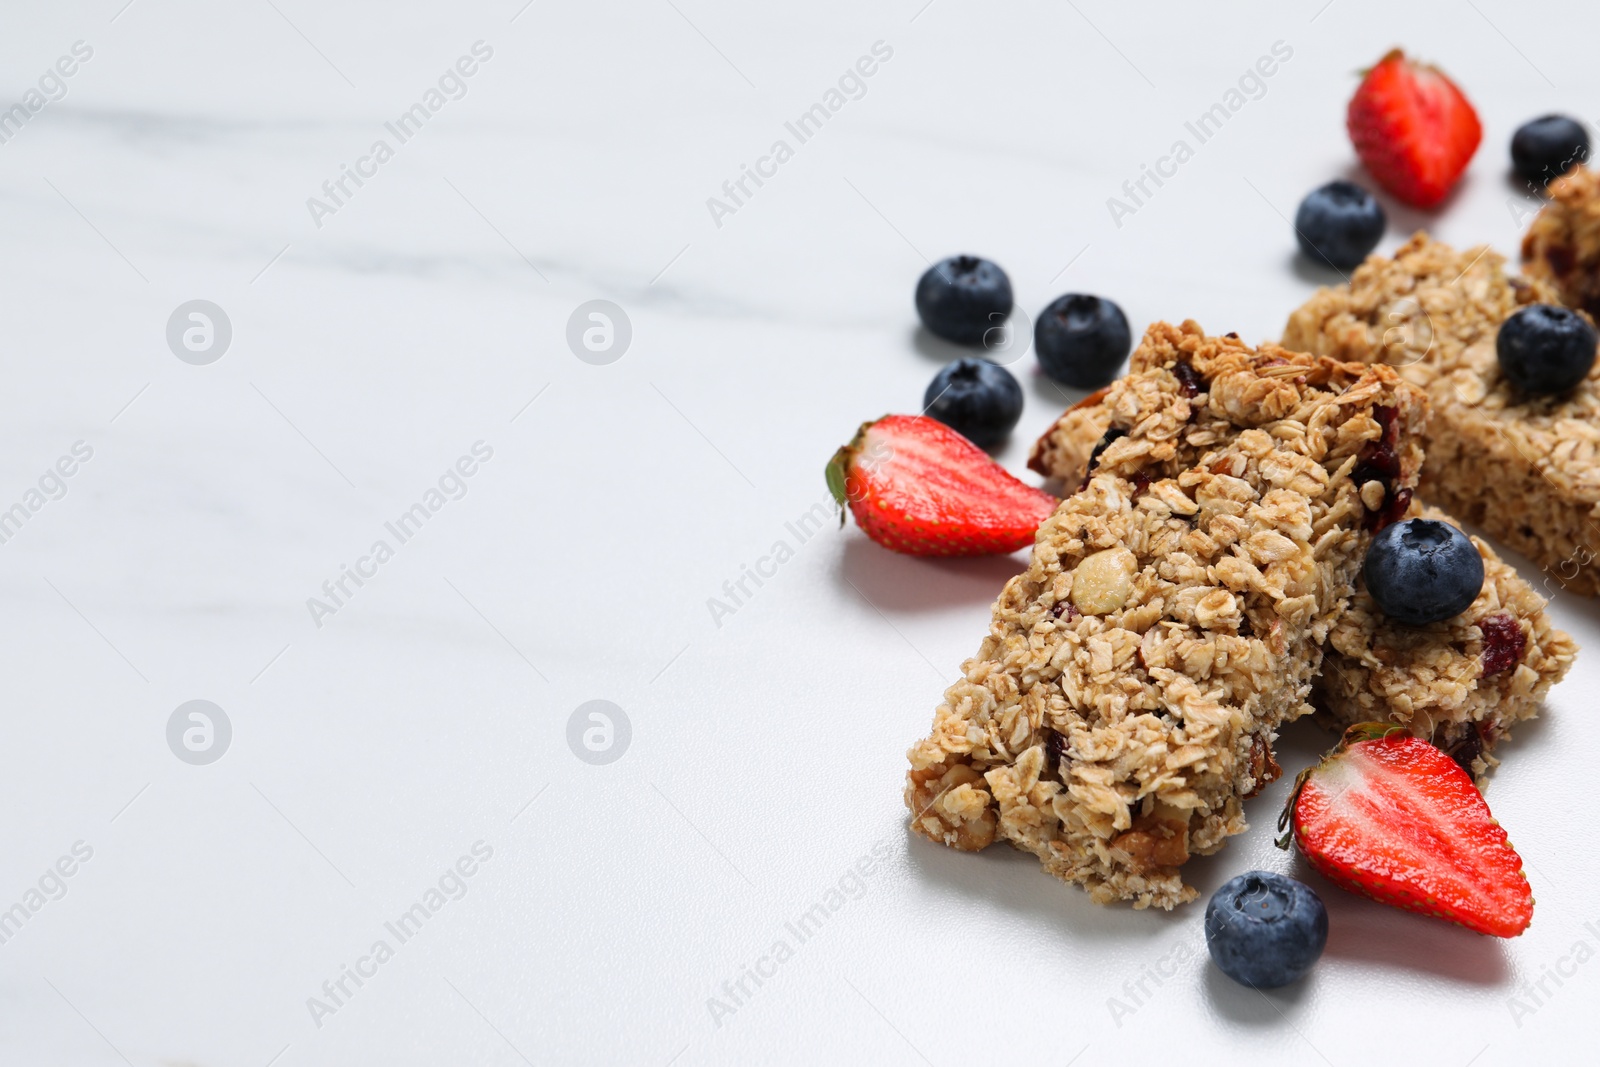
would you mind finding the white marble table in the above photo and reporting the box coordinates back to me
[1,0,1597,1063]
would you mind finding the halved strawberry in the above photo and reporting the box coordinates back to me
[1279,723,1533,938]
[1347,49,1481,209]
[826,415,1056,556]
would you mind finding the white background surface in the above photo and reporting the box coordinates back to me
[0,1,1597,1064]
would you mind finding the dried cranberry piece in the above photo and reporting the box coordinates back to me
[1353,442,1400,484]
[1129,471,1152,496]
[1045,730,1070,773]
[1354,406,1406,530]
[1478,612,1526,677]
[1088,427,1125,470]
[1376,405,1399,443]
[1172,361,1205,398]
[1371,486,1412,533]
[1050,600,1081,621]
[1546,243,1576,278]
[1443,725,1484,776]
[1081,427,1128,489]
[1356,406,1401,469]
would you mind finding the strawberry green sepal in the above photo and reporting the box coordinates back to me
[825,449,849,525]
[1334,721,1410,746]
[825,418,881,527]
[1275,721,1408,850]
[1354,47,1404,78]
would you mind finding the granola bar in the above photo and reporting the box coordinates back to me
[906,322,1426,909]
[1522,164,1600,318]
[1314,503,1575,783]
[1031,358,1572,785]
[1282,233,1600,595]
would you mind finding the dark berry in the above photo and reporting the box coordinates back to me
[1351,407,1409,530]
[1443,724,1485,776]
[1353,442,1399,483]
[1172,361,1205,398]
[922,357,1023,448]
[1511,114,1590,187]
[1496,303,1598,395]
[1478,612,1525,677]
[915,255,1013,346]
[1372,486,1412,533]
[1086,427,1125,471]
[1044,729,1069,774]
[1034,294,1132,388]
[1205,871,1327,989]
[1294,180,1385,271]
[1364,518,1484,626]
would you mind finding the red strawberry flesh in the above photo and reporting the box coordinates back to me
[1290,729,1532,937]
[1347,49,1481,209]
[827,415,1057,556]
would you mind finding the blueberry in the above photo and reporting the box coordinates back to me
[915,255,1014,346]
[923,357,1023,448]
[1205,871,1328,990]
[1496,303,1598,395]
[1034,294,1132,388]
[1511,114,1590,187]
[1364,518,1484,626]
[1293,181,1385,271]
